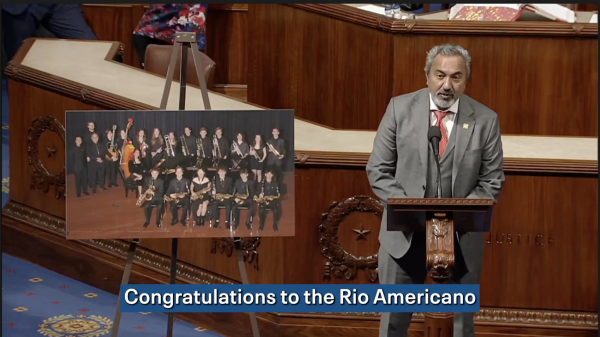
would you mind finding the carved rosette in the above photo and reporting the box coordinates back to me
[319,195,383,282]
[27,116,66,199]
[210,238,261,270]
[426,215,455,282]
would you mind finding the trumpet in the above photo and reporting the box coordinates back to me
[232,141,243,157]
[140,140,149,158]
[136,180,155,207]
[191,184,211,201]
[267,142,283,159]
[181,135,190,156]
[164,135,174,157]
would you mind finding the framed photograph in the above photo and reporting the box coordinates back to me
[65,110,295,240]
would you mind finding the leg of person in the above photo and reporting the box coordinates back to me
[170,202,179,225]
[231,203,240,228]
[2,6,43,62]
[156,200,165,227]
[82,169,88,195]
[378,234,427,337]
[212,202,221,227]
[259,205,266,231]
[246,200,255,229]
[88,164,97,192]
[43,4,97,40]
[74,172,82,197]
[273,201,282,232]
[143,202,153,227]
[181,200,190,226]
[200,200,208,226]
[191,200,200,225]
[224,202,232,228]
[97,163,106,190]
[112,162,118,186]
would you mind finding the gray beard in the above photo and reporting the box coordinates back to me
[432,95,456,110]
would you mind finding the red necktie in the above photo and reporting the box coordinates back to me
[433,110,449,158]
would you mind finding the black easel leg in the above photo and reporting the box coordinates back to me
[166,238,179,337]
[111,239,139,337]
[234,238,261,337]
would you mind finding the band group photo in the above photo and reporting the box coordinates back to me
[65,109,295,240]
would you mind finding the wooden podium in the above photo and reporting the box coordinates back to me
[387,198,494,337]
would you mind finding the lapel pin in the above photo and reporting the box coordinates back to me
[463,123,469,129]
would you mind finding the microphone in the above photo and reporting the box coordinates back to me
[427,126,443,198]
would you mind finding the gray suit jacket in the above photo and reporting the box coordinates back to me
[366,88,505,272]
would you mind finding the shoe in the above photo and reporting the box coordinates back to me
[170,220,178,226]
[157,221,163,228]
[143,222,150,228]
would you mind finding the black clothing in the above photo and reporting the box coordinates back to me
[230,141,249,170]
[166,177,191,224]
[128,159,147,186]
[259,180,282,231]
[143,176,164,225]
[210,175,233,227]
[86,141,108,191]
[69,145,87,196]
[232,178,256,228]
[191,178,211,226]
[249,143,266,171]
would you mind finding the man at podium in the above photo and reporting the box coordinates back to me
[366,44,505,337]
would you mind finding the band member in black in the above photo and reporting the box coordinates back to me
[249,134,267,183]
[230,132,249,171]
[148,128,164,168]
[116,129,128,154]
[128,149,147,196]
[70,136,88,197]
[83,121,98,146]
[166,166,191,226]
[266,128,286,183]
[210,166,234,228]
[86,132,108,193]
[161,132,185,188]
[196,127,213,169]
[105,129,120,187]
[190,167,211,227]
[182,126,197,165]
[134,129,148,162]
[232,169,256,229]
[212,127,229,167]
[142,168,164,228]
[258,169,282,232]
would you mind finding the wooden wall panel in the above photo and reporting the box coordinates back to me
[247,4,394,131]
[206,4,248,85]
[392,34,598,137]
[247,4,598,136]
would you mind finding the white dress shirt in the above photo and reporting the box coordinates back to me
[429,94,460,138]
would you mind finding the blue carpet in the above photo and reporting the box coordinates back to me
[2,253,224,337]
[2,79,9,209]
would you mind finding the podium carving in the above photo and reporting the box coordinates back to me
[388,198,494,337]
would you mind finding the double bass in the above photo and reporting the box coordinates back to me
[119,118,136,178]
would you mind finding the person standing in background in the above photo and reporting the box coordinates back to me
[132,4,208,68]
[2,4,97,62]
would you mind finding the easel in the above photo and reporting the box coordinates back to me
[111,32,261,337]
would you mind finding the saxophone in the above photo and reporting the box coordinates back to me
[255,181,280,205]
[213,176,233,201]
[267,142,283,159]
[181,135,190,156]
[165,182,189,204]
[191,183,212,201]
[136,180,155,207]
[234,184,250,205]
[253,180,266,203]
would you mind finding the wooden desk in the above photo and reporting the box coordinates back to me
[3,39,597,337]
[247,4,598,137]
